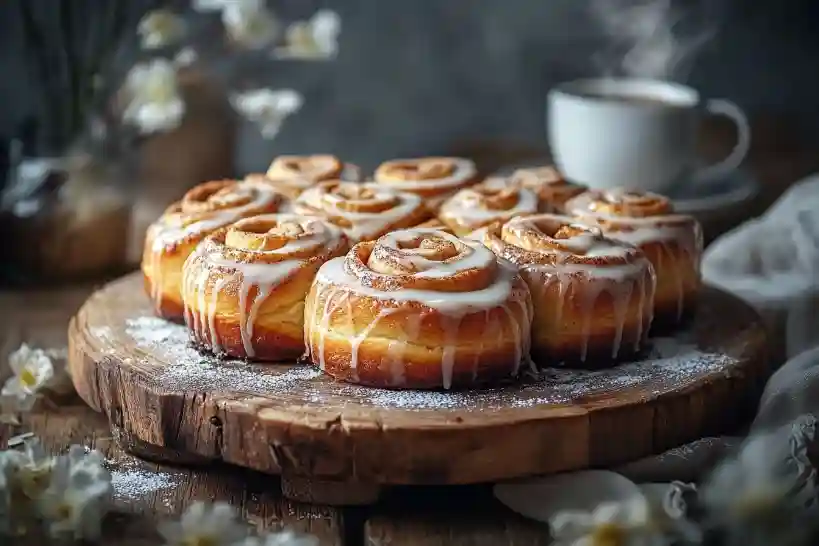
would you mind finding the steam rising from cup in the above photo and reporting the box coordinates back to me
[590,0,717,80]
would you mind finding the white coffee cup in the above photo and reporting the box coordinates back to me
[547,78,751,192]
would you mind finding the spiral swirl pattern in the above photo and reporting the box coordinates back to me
[294,181,429,242]
[142,180,283,321]
[507,166,586,212]
[565,188,703,325]
[305,228,533,389]
[476,214,656,365]
[374,157,479,209]
[438,181,538,235]
[182,214,348,361]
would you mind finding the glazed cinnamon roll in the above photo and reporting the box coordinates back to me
[507,166,586,212]
[475,214,656,367]
[182,214,348,361]
[142,180,284,321]
[374,157,479,211]
[438,180,538,236]
[245,154,361,200]
[564,189,702,327]
[305,229,533,389]
[293,181,430,242]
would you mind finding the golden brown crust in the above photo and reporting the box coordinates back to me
[564,188,703,327]
[507,166,586,212]
[438,179,538,236]
[374,157,480,211]
[475,214,656,367]
[304,229,533,389]
[141,180,284,322]
[244,155,360,201]
[293,181,430,242]
[182,214,349,361]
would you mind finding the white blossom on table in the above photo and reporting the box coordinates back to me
[157,501,249,546]
[122,59,185,135]
[4,439,57,503]
[137,9,187,50]
[37,447,112,541]
[274,10,342,60]
[2,344,54,412]
[230,88,303,139]
[235,529,321,546]
[222,0,280,50]
[549,497,667,546]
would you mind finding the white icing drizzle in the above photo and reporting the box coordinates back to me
[145,180,281,312]
[439,184,538,231]
[307,229,532,388]
[295,182,424,242]
[183,214,346,358]
[374,157,477,208]
[565,191,703,320]
[486,214,656,362]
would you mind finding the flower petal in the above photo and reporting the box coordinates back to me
[493,470,643,523]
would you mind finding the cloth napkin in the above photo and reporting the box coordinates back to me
[495,174,819,523]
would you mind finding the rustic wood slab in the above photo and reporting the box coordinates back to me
[69,271,770,505]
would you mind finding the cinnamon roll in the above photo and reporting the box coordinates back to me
[304,228,533,389]
[293,181,430,242]
[507,166,586,212]
[182,214,348,361]
[142,180,284,321]
[374,157,479,211]
[475,214,656,367]
[438,180,538,236]
[245,154,361,200]
[564,189,702,327]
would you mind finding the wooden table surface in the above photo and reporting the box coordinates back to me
[0,116,815,545]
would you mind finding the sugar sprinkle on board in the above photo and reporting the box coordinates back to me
[96,314,742,412]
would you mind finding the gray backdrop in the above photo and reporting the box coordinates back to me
[1,1,818,173]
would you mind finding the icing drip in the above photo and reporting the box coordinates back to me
[182,214,346,358]
[295,182,425,242]
[439,183,538,232]
[145,180,282,312]
[565,189,703,320]
[307,229,532,388]
[374,157,478,207]
[481,214,656,362]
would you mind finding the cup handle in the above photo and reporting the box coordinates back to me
[694,99,751,180]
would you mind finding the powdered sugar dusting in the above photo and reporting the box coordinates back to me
[105,314,741,411]
[107,457,177,503]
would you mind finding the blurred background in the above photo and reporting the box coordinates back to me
[1,0,819,171]
[1,0,818,284]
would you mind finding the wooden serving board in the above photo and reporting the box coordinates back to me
[69,271,770,505]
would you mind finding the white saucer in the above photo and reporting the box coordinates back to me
[664,169,759,216]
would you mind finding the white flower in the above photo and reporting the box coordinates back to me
[235,529,320,546]
[192,0,230,12]
[550,497,666,546]
[231,88,303,139]
[122,59,185,135]
[274,10,341,60]
[173,47,199,67]
[157,501,248,546]
[37,451,112,541]
[223,0,279,50]
[4,438,56,506]
[137,9,187,50]
[2,343,54,410]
